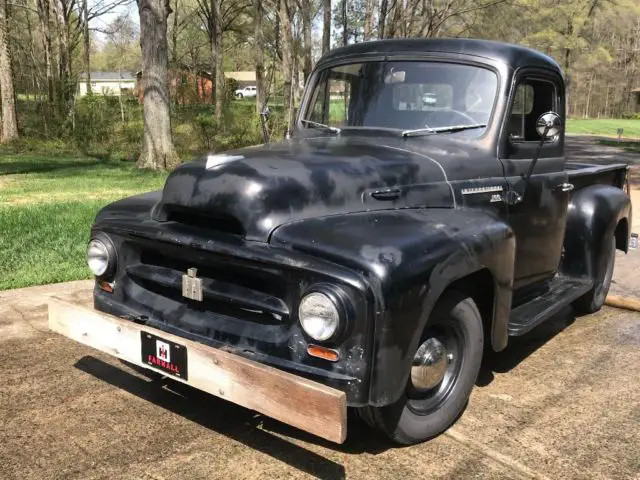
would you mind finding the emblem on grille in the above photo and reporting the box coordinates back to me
[182,268,203,301]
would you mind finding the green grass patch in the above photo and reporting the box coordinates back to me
[0,150,168,290]
[566,118,640,138]
[0,201,107,289]
[0,150,167,205]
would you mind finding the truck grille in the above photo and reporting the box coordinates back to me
[126,248,294,326]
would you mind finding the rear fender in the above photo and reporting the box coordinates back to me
[562,185,631,280]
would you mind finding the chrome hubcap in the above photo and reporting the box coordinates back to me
[411,338,449,391]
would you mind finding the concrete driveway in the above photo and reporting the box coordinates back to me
[1,135,639,479]
[1,277,639,480]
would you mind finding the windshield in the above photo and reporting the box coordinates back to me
[302,61,498,135]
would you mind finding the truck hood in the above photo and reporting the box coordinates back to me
[155,136,457,241]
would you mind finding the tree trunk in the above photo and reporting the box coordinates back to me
[341,0,347,46]
[254,0,265,113]
[387,0,401,38]
[36,0,54,105]
[210,0,223,123]
[0,0,17,142]
[214,8,223,124]
[364,0,374,40]
[278,0,294,135]
[82,0,90,93]
[378,0,388,39]
[171,0,178,65]
[322,0,330,54]
[53,0,71,115]
[301,0,312,84]
[585,73,595,119]
[137,0,180,170]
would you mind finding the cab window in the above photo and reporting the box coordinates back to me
[507,79,556,142]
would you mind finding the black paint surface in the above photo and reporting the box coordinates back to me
[89,39,632,407]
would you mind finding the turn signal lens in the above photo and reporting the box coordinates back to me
[307,345,340,362]
[98,280,114,293]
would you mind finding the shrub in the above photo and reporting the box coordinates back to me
[225,77,239,102]
[621,112,640,120]
[73,94,117,146]
[194,111,218,150]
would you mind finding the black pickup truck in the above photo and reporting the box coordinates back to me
[80,39,631,445]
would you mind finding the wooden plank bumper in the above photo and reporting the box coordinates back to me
[48,297,347,444]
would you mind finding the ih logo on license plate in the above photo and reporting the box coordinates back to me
[182,267,203,301]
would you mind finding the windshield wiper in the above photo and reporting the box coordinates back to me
[300,119,341,134]
[402,124,487,138]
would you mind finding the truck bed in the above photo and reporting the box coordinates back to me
[565,161,629,191]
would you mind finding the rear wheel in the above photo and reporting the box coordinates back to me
[573,235,616,314]
[358,291,483,445]
[236,93,243,99]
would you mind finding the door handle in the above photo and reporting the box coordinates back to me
[371,188,401,201]
[555,183,574,192]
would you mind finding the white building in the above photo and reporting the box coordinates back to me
[77,72,137,97]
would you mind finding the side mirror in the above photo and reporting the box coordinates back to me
[519,111,563,199]
[535,111,562,139]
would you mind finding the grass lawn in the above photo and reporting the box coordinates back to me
[566,118,640,138]
[0,149,167,290]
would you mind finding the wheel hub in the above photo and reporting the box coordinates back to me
[411,337,449,391]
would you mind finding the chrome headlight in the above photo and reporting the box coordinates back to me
[298,292,340,341]
[87,238,111,277]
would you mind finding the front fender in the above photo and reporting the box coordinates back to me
[563,185,631,279]
[271,208,515,406]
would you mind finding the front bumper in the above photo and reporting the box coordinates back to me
[48,297,347,444]
[94,288,366,404]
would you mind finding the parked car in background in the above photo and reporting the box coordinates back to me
[235,86,257,98]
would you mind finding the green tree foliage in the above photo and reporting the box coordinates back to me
[92,14,141,73]
[5,0,640,169]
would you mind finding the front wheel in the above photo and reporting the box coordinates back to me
[358,291,483,445]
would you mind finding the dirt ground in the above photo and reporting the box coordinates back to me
[1,136,639,479]
[1,279,639,480]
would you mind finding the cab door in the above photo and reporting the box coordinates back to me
[498,70,571,289]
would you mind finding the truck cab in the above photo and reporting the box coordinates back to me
[85,39,631,445]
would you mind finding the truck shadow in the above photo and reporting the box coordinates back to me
[72,308,578,471]
[74,355,393,478]
[476,305,576,386]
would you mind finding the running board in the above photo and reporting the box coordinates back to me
[508,276,593,336]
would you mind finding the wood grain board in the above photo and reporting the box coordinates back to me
[605,294,640,312]
[48,297,347,444]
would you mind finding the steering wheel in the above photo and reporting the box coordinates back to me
[445,109,477,124]
[422,109,478,130]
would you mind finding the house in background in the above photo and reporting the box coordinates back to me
[134,69,256,104]
[224,71,256,88]
[135,69,214,104]
[77,72,137,97]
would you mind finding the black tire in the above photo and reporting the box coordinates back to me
[573,235,616,314]
[358,290,484,445]
[236,93,243,99]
